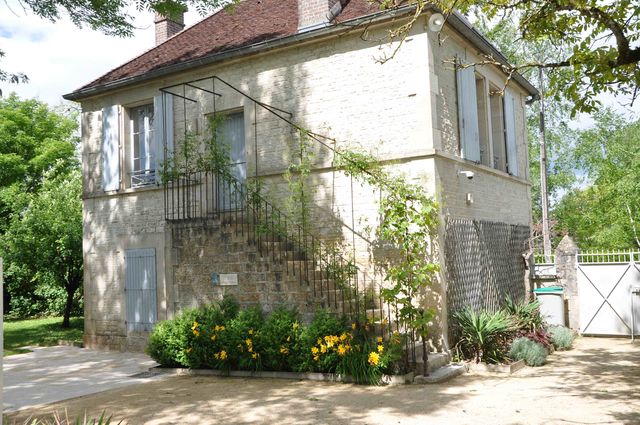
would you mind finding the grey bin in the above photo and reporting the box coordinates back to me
[533,286,566,327]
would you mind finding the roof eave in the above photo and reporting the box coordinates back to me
[63,5,538,101]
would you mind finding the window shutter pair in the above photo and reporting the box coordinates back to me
[456,62,481,163]
[100,94,174,191]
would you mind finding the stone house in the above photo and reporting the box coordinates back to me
[64,0,537,352]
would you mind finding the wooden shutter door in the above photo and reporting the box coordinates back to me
[504,89,519,176]
[456,64,481,162]
[154,93,174,183]
[102,105,120,191]
[125,248,157,332]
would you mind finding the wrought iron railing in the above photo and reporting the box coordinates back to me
[163,167,402,341]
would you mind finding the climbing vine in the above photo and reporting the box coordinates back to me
[333,149,440,339]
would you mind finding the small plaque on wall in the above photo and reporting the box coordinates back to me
[220,273,238,286]
[211,273,220,285]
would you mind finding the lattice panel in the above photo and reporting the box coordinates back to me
[445,218,530,341]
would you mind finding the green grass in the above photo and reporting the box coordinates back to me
[3,316,83,356]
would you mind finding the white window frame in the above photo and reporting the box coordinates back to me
[129,103,156,188]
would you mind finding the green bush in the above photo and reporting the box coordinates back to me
[504,296,544,332]
[453,307,515,364]
[257,307,301,371]
[145,299,404,385]
[509,337,548,366]
[549,325,575,350]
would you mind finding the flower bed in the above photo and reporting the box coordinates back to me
[146,296,406,385]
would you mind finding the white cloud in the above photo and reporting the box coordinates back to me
[0,1,200,106]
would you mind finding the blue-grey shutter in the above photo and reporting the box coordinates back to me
[456,63,481,162]
[102,105,120,191]
[154,94,174,183]
[125,248,157,332]
[504,89,518,176]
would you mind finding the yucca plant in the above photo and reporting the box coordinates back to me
[453,307,516,364]
[504,296,544,332]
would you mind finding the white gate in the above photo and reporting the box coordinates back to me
[577,250,640,336]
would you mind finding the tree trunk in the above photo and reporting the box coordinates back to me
[422,338,429,376]
[62,285,76,328]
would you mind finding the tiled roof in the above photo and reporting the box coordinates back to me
[76,0,380,92]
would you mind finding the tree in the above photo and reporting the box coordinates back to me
[2,167,83,327]
[0,94,80,320]
[409,1,639,115]
[553,111,640,249]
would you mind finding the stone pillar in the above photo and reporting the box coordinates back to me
[555,235,579,330]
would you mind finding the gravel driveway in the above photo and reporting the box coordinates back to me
[4,337,639,424]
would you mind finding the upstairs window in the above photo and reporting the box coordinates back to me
[130,104,156,187]
[456,60,520,177]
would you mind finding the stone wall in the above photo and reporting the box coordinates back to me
[78,15,533,351]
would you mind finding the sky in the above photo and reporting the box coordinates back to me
[0,1,636,126]
[0,2,202,105]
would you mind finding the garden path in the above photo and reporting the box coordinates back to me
[4,337,639,424]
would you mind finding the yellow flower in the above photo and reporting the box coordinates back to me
[211,334,217,342]
[351,323,357,330]
[248,347,253,353]
[186,347,193,353]
[313,355,320,362]
[280,346,289,355]
[219,350,227,360]
[337,345,347,356]
[286,335,291,342]
[340,333,348,341]
[245,338,253,347]
[248,329,254,335]
[214,352,219,359]
[377,345,384,353]
[292,322,299,331]
[382,318,388,325]
[317,338,323,345]
[377,336,383,343]
[320,344,327,354]
[368,351,380,366]
[219,325,226,331]
[252,353,258,359]
[191,321,199,330]
[214,325,220,332]
[311,347,319,355]
[192,329,200,337]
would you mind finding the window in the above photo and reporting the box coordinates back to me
[457,61,520,176]
[129,104,156,187]
[100,94,173,192]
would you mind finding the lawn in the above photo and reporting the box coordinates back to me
[3,317,83,356]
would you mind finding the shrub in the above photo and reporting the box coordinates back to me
[504,296,544,332]
[146,300,405,384]
[257,307,301,371]
[509,337,548,366]
[212,307,263,372]
[453,307,515,364]
[295,309,346,373]
[524,328,553,352]
[549,325,575,350]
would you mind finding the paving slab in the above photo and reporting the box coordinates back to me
[3,346,161,413]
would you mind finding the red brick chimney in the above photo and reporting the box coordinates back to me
[154,11,185,45]
[298,0,343,32]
